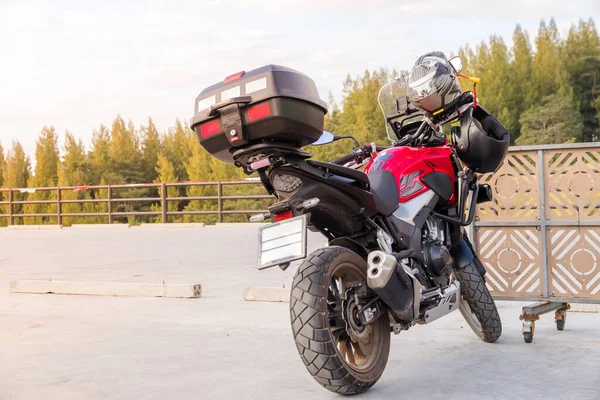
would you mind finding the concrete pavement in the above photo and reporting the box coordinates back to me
[1,226,599,399]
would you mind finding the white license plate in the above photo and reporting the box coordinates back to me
[257,215,307,270]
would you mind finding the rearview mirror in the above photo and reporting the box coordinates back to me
[449,56,463,73]
[312,130,335,146]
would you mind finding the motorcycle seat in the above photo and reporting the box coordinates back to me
[305,160,398,217]
[306,160,370,185]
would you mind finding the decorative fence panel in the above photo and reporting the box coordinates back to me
[475,143,600,304]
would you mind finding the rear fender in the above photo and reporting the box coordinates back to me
[329,237,369,260]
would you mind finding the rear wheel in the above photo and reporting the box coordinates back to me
[290,247,390,395]
[454,261,502,343]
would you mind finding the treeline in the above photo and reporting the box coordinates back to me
[0,118,264,226]
[322,18,600,150]
[0,17,598,225]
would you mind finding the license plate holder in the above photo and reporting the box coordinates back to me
[257,215,307,270]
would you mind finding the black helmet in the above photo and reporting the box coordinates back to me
[407,51,462,113]
[453,105,510,173]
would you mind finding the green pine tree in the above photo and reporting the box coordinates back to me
[562,19,600,142]
[183,138,216,223]
[24,126,60,224]
[140,117,162,183]
[152,153,180,223]
[473,36,512,131]
[108,116,143,184]
[108,116,148,224]
[89,124,111,185]
[3,141,31,224]
[58,132,93,226]
[531,19,570,103]
[517,94,583,145]
[507,25,535,141]
[163,119,193,182]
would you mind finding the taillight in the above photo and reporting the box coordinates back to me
[274,210,293,222]
[224,71,244,83]
[247,102,271,122]
[271,174,302,193]
[199,120,220,138]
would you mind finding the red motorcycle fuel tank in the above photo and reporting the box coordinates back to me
[364,145,457,205]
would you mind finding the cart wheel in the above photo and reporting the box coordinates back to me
[556,319,565,331]
[524,332,533,343]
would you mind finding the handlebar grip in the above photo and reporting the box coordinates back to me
[457,92,474,108]
[331,153,356,165]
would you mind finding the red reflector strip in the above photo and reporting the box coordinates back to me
[273,210,293,222]
[199,120,220,138]
[224,71,245,83]
[250,158,271,170]
[247,102,271,122]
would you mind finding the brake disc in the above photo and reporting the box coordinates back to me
[342,296,372,345]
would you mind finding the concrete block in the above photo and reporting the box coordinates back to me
[138,223,205,228]
[9,280,201,298]
[570,303,600,313]
[243,287,290,302]
[71,224,130,229]
[215,223,267,227]
[6,225,63,230]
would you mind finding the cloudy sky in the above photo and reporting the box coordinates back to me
[1,0,599,158]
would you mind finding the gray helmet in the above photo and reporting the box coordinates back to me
[407,52,462,113]
[453,105,510,173]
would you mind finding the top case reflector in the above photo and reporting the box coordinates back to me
[247,102,271,122]
[224,71,245,83]
[200,119,221,138]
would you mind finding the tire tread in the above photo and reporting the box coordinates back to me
[290,247,385,395]
[454,261,502,343]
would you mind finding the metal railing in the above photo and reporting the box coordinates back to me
[0,180,273,225]
[2,142,600,306]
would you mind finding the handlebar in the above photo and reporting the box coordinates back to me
[331,153,357,165]
[454,91,474,109]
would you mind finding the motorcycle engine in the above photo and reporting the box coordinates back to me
[422,217,453,280]
[423,241,452,277]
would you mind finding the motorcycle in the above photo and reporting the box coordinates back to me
[190,60,502,395]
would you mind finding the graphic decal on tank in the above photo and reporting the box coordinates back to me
[369,153,393,171]
[400,170,424,197]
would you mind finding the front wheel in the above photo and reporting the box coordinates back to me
[290,247,390,395]
[454,261,502,343]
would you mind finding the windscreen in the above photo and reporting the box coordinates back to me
[378,75,425,141]
[378,79,407,141]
